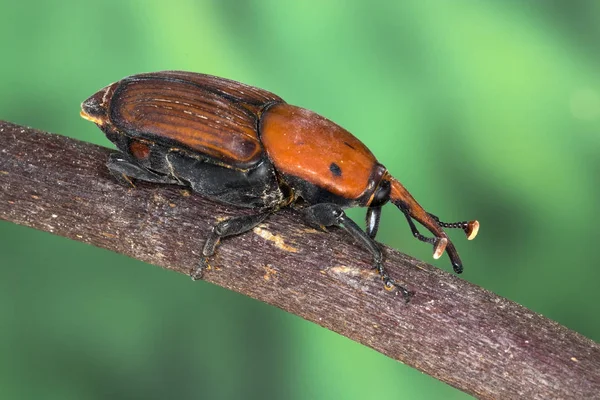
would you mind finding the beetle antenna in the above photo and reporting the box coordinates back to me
[388,177,464,273]
[399,206,448,259]
[428,213,479,240]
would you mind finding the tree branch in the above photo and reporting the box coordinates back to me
[1,120,598,399]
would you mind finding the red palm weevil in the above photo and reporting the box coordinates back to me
[81,71,479,301]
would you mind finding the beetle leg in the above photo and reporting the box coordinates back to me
[427,213,480,241]
[302,203,411,301]
[190,212,271,280]
[397,203,448,262]
[366,206,382,239]
[107,153,182,187]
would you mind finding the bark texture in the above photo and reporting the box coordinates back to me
[1,120,599,399]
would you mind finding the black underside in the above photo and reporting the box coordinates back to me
[103,125,371,211]
[282,173,359,209]
[106,131,287,210]
[166,151,285,209]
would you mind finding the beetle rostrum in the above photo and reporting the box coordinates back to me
[81,71,479,301]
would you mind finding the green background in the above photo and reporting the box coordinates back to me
[1,1,599,399]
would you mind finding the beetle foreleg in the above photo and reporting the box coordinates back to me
[301,203,411,301]
[366,206,382,239]
[190,212,271,280]
[397,204,449,261]
[107,153,182,187]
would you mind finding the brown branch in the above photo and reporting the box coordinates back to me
[1,120,599,399]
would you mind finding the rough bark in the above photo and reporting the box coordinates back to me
[0,120,598,399]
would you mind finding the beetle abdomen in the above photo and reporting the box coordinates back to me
[260,103,385,205]
[165,151,285,209]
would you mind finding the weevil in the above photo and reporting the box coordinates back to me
[81,71,479,301]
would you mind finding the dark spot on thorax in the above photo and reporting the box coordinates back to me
[329,162,342,177]
[343,141,355,150]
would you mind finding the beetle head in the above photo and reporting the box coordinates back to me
[80,83,116,126]
[378,174,478,272]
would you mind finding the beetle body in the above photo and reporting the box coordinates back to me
[81,71,478,300]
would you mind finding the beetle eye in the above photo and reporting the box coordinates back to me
[371,179,391,207]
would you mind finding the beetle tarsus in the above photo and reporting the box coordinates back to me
[193,212,271,278]
[376,263,411,302]
[190,258,209,280]
[107,153,182,186]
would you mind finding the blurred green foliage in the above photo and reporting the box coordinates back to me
[1,1,599,399]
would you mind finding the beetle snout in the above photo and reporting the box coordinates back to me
[80,85,111,125]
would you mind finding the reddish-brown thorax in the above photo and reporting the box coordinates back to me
[260,103,383,201]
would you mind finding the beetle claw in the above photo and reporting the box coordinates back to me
[383,277,411,303]
[466,220,479,240]
[433,237,448,259]
[190,258,209,280]
[375,263,411,302]
[108,170,136,188]
[190,270,203,281]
